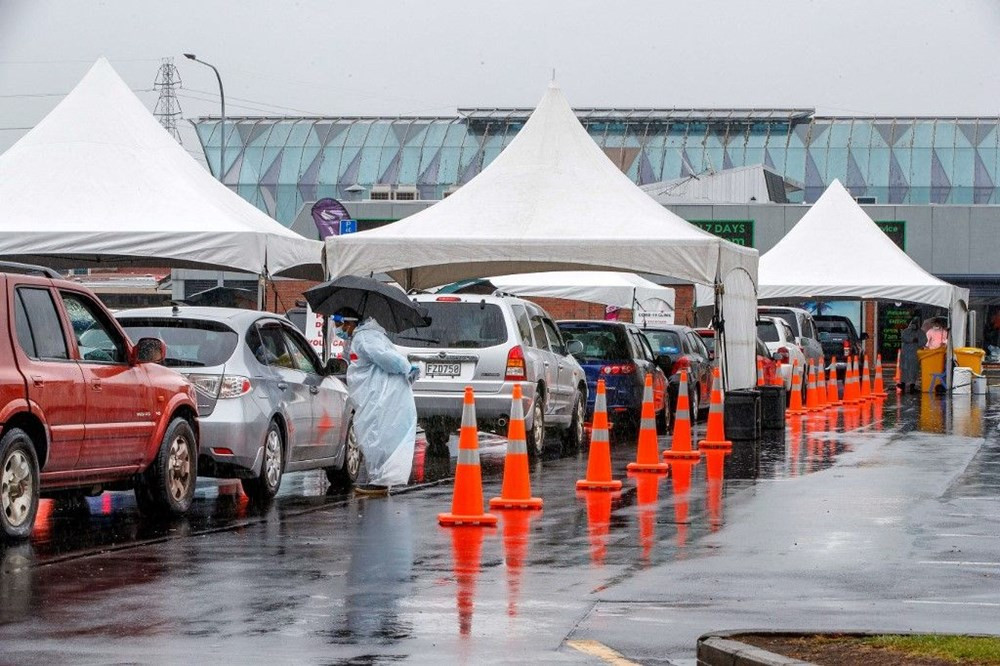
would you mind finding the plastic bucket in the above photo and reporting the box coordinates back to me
[724,389,761,441]
[758,385,786,431]
[917,347,946,390]
[955,347,986,375]
[952,367,972,395]
[972,374,988,395]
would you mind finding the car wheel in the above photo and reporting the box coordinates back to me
[242,420,284,503]
[562,390,585,453]
[135,418,197,516]
[424,427,451,457]
[527,392,545,457]
[326,420,363,488]
[0,429,39,541]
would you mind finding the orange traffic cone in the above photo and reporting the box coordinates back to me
[439,387,498,526]
[577,380,622,491]
[771,365,784,386]
[860,355,872,401]
[873,354,888,397]
[843,356,860,404]
[627,373,669,473]
[663,370,701,461]
[698,367,732,451]
[786,360,807,416]
[815,358,828,409]
[894,349,902,393]
[490,385,543,510]
[756,358,765,386]
[805,362,822,412]
[826,356,842,405]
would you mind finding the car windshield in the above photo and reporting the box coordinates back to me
[697,332,716,353]
[761,310,797,335]
[389,302,507,349]
[118,317,239,367]
[816,319,853,335]
[557,323,629,361]
[757,321,779,343]
[641,330,683,355]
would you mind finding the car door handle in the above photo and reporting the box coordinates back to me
[30,375,43,387]
[91,379,102,391]
[277,382,288,391]
[309,386,319,395]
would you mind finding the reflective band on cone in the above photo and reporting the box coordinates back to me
[873,353,888,397]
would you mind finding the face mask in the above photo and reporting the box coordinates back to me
[335,328,350,341]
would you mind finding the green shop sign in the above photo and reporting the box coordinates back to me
[689,219,755,247]
[875,220,906,251]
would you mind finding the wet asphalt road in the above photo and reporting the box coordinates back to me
[1,393,998,664]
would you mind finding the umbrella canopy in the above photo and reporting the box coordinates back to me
[304,275,426,333]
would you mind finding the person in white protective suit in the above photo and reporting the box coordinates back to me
[335,308,419,496]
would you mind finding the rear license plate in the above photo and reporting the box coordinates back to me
[426,362,461,377]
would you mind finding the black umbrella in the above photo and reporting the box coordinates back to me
[304,275,428,333]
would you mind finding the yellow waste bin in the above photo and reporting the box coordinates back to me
[917,347,947,391]
[954,347,986,375]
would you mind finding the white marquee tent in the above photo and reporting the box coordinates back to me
[326,83,759,387]
[0,58,321,278]
[490,271,675,320]
[759,179,969,347]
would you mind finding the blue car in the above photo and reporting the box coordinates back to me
[556,320,668,438]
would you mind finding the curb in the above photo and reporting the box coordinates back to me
[697,635,814,665]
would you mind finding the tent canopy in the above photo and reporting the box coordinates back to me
[759,179,969,345]
[490,271,674,313]
[0,58,321,278]
[325,83,759,387]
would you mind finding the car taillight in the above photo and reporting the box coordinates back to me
[776,347,790,364]
[670,357,691,375]
[218,375,253,399]
[601,363,635,375]
[505,346,527,381]
[187,373,221,398]
[843,340,850,354]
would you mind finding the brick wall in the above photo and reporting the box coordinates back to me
[266,279,319,314]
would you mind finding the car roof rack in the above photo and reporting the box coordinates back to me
[0,260,61,279]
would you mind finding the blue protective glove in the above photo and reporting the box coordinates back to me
[407,364,421,384]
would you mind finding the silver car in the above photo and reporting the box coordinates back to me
[389,294,587,457]
[115,306,359,501]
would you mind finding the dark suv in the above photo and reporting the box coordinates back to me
[814,315,867,382]
[0,263,200,540]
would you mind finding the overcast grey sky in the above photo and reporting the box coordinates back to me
[3,0,1000,154]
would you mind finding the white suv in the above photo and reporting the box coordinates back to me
[389,294,587,457]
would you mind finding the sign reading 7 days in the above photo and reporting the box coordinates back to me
[689,220,755,247]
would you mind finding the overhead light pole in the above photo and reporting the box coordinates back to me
[183,53,225,182]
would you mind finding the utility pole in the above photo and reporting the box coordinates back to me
[153,57,183,143]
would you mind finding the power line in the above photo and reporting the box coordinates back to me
[183,87,325,116]
[0,88,156,99]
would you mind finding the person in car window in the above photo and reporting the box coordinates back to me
[335,307,418,496]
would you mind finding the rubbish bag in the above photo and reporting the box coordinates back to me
[346,319,417,487]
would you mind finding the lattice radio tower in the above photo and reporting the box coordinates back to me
[153,57,183,143]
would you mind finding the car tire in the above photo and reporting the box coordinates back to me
[135,418,197,516]
[0,428,40,541]
[326,420,362,488]
[527,391,546,458]
[242,420,284,504]
[424,427,451,457]
[689,384,700,423]
[562,389,585,453]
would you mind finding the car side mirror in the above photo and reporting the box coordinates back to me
[707,350,716,361]
[325,358,349,376]
[134,337,166,364]
[860,332,869,340]
[654,354,673,374]
[566,339,584,356]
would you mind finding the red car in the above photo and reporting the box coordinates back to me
[0,263,200,540]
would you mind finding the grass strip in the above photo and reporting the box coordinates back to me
[864,634,1000,664]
